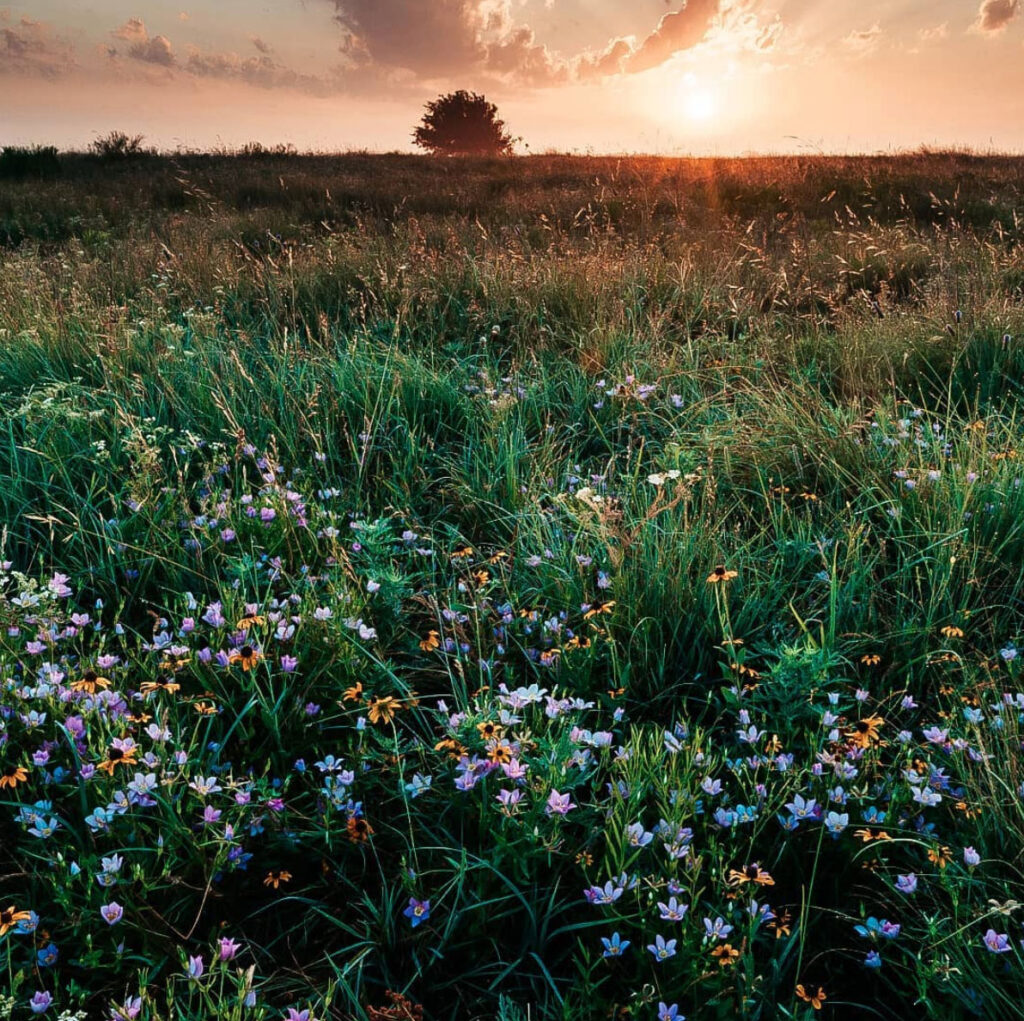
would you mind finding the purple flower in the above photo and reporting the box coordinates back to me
[895,873,918,894]
[403,898,430,928]
[218,937,241,962]
[100,902,123,925]
[546,789,576,816]
[187,954,205,979]
[647,934,677,961]
[29,991,53,1014]
[963,847,981,867]
[110,996,141,1020]
[284,1010,312,1021]
[984,929,1011,953]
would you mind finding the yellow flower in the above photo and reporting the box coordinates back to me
[847,714,884,749]
[71,670,111,694]
[476,721,503,741]
[418,631,440,652]
[940,626,965,639]
[237,615,266,630]
[228,645,263,671]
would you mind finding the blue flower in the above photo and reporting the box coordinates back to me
[864,951,882,969]
[657,1004,684,1021]
[36,944,58,968]
[403,898,430,928]
[601,932,630,957]
[647,934,677,961]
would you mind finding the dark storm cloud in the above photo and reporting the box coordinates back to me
[975,0,1019,32]
[0,13,76,77]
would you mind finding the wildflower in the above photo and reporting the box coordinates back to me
[139,675,181,695]
[583,600,615,620]
[237,614,266,630]
[342,682,363,703]
[585,881,624,905]
[601,932,630,957]
[72,669,111,693]
[984,929,1012,953]
[29,991,53,1014]
[403,898,430,928]
[768,910,792,938]
[647,934,677,961]
[727,863,775,887]
[895,873,918,894]
[546,790,576,816]
[864,950,882,969]
[854,826,892,843]
[347,816,374,842]
[0,905,31,936]
[187,955,205,979]
[795,986,827,1010]
[228,645,262,670]
[860,654,881,666]
[964,847,981,867]
[0,765,28,789]
[703,917,733,941]
[940,626,964,638]
[824,811,849,837]
[419,630,440,651]
[367,696,399,725]
[263,870,292,889]
[657,896,688,921]
[847,714,884,748]
[706,565,738,584]
[97,739,139,775]
[36,944,58,967]
[711,943,740,966]
[100,902,124,925]
[657,1005,683,1021]
[928,846,953,869]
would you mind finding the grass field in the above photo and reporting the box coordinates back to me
[2,149,1024,1021]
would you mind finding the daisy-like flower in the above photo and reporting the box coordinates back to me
[706,565,738,585]
[418,630,440,652]
[139,675,181,695]
[727,863,775,887]
[928,845,953,869]
[476,721,502,741]
[96,738,138,776]
[346,816,374,843]
[860,654,881,666]
[795,985,827,1010]
[583,600,615,620]
[71,669,111,694]
[847,714,884,749]
[367,696,399,725]
[940,625,965,638]
[342,681,363,703]
[236,614,266,630]
[262,870,293,889]
[0,765,28,790]
[0,905,32,936]
[711,943,740,967]
[228,644,263,671]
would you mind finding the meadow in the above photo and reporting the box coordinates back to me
[1,148,1024,1021]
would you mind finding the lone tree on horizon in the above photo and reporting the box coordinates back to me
[412,91,515,157]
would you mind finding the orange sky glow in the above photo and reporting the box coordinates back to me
[3,0,1024,154]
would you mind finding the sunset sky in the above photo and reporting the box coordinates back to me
[3,0,1024,154]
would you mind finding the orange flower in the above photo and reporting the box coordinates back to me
[228,645,262,671]
[451,546,474,559]
[237,615,266,630]
[367,696,400,726]
[263,870,292,889]
[583,600,615,620]
[0,905,32,936]
[140,675,181,695]
[727,863,775,887]
[71,669,111,694]
[347,816,374,843]
[0,765,28,790]
[847,714,884,748]
[796,985,827,1010]
[706,566,738,585]
[860,654,881,666]
[342,681,363,703]
[711,943,740,967]
[96,742,138,776]
[418,631,440,652]
[928,845,953,869]
[853,827,892,842]
[940,625,964,639]
[768,910,792,939]
[194,701,218,715]
[476,721,503,741]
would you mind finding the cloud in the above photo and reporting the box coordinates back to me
[251,36,271,55]
[111,18,175,66]
[843,23,882,54]
[575,37,634,79]
[975,0,1019,32]
[918,23,949,43]
[0,13,76,78]
[624,0,721,74]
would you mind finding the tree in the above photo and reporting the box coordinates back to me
[412,91,515,157]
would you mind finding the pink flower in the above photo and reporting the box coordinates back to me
[546,790,576,816]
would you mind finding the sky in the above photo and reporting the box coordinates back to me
[2,0,1024,154]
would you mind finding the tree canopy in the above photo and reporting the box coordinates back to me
[412,90,515,157]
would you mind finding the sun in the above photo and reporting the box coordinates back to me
[678,73,717,122]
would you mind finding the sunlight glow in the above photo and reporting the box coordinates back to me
[679,73,717,122]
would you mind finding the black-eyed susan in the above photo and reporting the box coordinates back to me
[96,739,138,776]
[0,765,28,790]
[451,546,474,560]
[485,740,513,765]
[228,645,262,671]
[768,911,792,939]
[583,600,615,620]
[472,570,490,588]
[194,701,218,715]
[940,625,965,639]
[727,864,775,887]
[487,550,509,564]
[342,681,363,703]
[795,986,827,1010]
[346,816,374,843]
[563,634,591,650]
[847,714,884,749]
[71,669,111,694]
[853,826,892,843]
[476,721,503,741]
[711,943,740,967]
[0,905,32,936]
[367,696,399,726]
[706,566,738,585]
[139,674,181,695]
[263,870,292,889]
[159,655,190,673]
[928,845,953,869]
[861,654,881,667]
[434,738,467,760]
[418,631,440,652]
[607,686,626,699]
[236,614,266,630]
[575,850,593,867]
